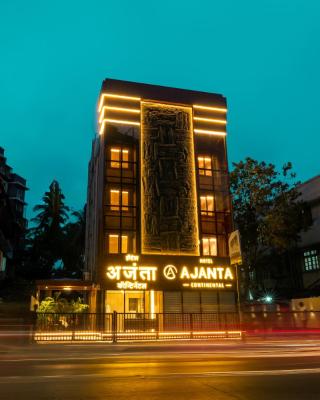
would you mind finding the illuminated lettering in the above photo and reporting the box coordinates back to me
[125,254,139,262]
[207,268,217,280]
[190,267,199,280]
[191,282,225,288]
[198,267,207,279]
[224,267,233,280]
[106,265,157,282]
[108,264,235,290]
[139,266,157,281]
[174,266,235,281]
[106,266,122,280]
[199,258,213,264]
[180,266,190,279]
[122,266,138,280]
[117,281,147,290]
[216,267,223,280]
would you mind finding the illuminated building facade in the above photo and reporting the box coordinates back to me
[85,79,237,316]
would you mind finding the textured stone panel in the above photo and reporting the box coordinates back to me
[141,102,199,255]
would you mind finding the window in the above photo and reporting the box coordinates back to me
[109,235,119,254]
[121,235,128,253]
[110,148,129,169]
[202,236,217,256]
[108,234,128,254]
[200,195,214,216]
[122,191,129,211]
[122,150,129,169]
[198,156,212,176]
[110,190,120,211]
[110,190,129,211]
[304,250,319,272]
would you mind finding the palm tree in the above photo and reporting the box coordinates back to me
[32,180,69,235]
[23,181,70,279]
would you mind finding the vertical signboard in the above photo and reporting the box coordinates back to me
[228,230,242,265]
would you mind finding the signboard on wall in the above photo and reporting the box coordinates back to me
[228,230,242,265]
[105,254,236,291]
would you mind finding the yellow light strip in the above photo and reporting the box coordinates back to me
[194,129,226,136]
[194,117,226,125]
[150,290,155,319]
[98,93,141,112]
[99,106,140,123]
[35,330,242,341]
[99,119,140,135]
[104,118,140,126]
[193,104,227,113]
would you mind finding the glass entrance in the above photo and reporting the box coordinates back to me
[105,290,163,315]
[125,291,144,315]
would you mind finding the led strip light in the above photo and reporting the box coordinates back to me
[193,104,227,113]
[194,128,226,136]
[98,93,141,112]
[99,106,140,123]
[193,116,226,125]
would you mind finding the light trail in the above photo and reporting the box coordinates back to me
[1,367,320,384]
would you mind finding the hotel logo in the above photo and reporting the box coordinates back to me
[163,265,178,280]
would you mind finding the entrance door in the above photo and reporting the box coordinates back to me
[105,290,163,315]
[125,291,145,316]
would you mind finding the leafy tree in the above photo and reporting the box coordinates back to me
[37,294,89,328]
[38,293,89,313]
[59,207,86,278]
[230,158,311,300]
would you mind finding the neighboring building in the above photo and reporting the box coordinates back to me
[84,79,237,316]
[0,147,28,279]
[297,176,320,292]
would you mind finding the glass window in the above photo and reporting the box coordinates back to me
[198,156,212,176]
[304,250,319,272]
[110,190,129,211]
[111,149,121,168]
[200,195,214,216]
[122,150,129,169]
[110,190,120,211]
[202,236,217,256]
[121,235,128,254]
[122,191,129,211]
[110,148,129,169]
[108,234,128,254]
[109,235,119,253]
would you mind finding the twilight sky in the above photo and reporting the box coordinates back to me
[1,0,319,218]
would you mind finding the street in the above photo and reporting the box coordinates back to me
[1,341,320,399]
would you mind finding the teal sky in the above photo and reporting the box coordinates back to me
[1,0,319,217]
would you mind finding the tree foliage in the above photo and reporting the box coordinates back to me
[230,158,311,298]
[22,181,85,279]
[32,180,69,235]
[38,294,89,313]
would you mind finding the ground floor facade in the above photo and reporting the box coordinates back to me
[100,254,238,315]
[104,289,237,314]
[34,255,241,341]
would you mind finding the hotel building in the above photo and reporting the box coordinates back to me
[85,79,237,317]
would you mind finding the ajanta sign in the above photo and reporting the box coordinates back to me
[105,255,235,290]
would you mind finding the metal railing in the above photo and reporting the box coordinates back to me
[33,311,320,342]
[34,312,241,342]
[242,311,320,334]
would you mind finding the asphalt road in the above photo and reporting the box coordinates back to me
[1,341,320,400]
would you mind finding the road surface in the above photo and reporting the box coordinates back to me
[1,341,320,399]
